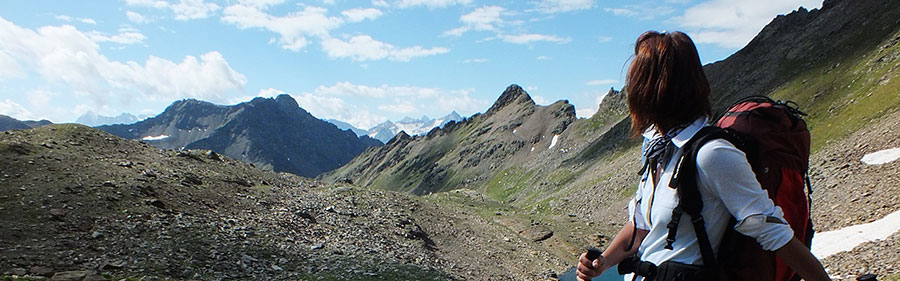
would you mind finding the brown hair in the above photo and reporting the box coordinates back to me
[626,31,711,136]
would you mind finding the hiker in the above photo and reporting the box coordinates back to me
[575,31,830,281]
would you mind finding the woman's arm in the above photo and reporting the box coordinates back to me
[775,237,831,281]
[697,140,830,280]
[577,221,649,281]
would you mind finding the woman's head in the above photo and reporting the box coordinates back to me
[626,31,710,136]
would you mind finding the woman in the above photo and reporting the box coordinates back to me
[575,31,830,281]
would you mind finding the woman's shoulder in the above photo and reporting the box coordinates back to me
[694,138,748,169]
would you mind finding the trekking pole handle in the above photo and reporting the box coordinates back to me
[585,248,603,281]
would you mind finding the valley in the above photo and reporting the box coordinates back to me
[2,0,900,280]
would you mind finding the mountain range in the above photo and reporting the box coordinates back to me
[97,94,382,177]
[0,114,51,132]
[327,112,464,144]
[75,111,143,127]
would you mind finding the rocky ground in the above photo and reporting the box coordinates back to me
[809,107,900,279]
[0,125,571,281]
[2,106,898,281]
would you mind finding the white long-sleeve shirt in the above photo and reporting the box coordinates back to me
[628,117,794,272]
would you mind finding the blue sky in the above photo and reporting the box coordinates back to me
[0,0,822,130]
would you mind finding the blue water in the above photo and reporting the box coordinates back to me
[558,265,626,281]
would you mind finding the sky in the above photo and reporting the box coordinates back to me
[0,0,823,130]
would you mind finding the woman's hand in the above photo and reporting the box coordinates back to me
[576,252,604,281]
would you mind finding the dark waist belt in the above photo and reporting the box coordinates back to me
[618,256,717,281]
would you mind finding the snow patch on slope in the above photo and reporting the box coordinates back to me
[861,148,900,165]
[812,209,900,259]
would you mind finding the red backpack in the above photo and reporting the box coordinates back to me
[668,96,814,281]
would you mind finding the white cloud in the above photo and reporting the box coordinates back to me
[321,35,449,61]
[575,93,609,118]
[444,5,507,37]
[534,0,595,13]
[395,0,473,9]
[222,3,448,61]
[55,15,97,25]
[378,102,418,114]
[296,82,489,129]
[0,99,36,120]
[586,79,617,86]
[463,58,487,63]
[390,45,451,61]
[435,89,489,114]
[127,52,247,102]
[257,87,286,97]
[536,55,551,60]
[604,5,674,20]
[598,35,613,43]
[87,27,147,45]
[532,95,551,105]
[19,89,78,123]
[443,27,468,37]
[373,0,390,7]
[126,0,221,20]
[0,17,246,109]
[672,0,823,48]
[499,33,571,44]
[341,8,383,22]
[222,5,343,51]
[603,7,637,17]
[27,89,54,108]
[227,87,286,104]
[0,51,25,79]
[576,106,596,118]
[292,92,386,129]
[237,0,286,8]
[312,82,441,99]
[126,11,150,24]
[464,6,505,31]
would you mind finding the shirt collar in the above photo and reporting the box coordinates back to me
[671,117,709,148]
[641,116,709,148]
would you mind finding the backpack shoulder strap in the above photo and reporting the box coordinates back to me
[666,126,742,267]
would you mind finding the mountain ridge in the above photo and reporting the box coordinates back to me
[98,94,381,177]
[329,111,464,144]
[0,114,52,132]
[75,111,141,126]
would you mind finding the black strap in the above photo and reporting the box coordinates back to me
[666,126,743,268]
[664,206,683,250]
[691,216,718,267]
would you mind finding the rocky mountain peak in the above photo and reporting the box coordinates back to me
[163,98,220,116]
[486,84,535,115]
[386,130,412,146]
[596,87,627,114]
[275,94,299,109]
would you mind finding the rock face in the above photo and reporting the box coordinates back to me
[98,94,381,177]
[703,0,900,111]
[324,84,579,196]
